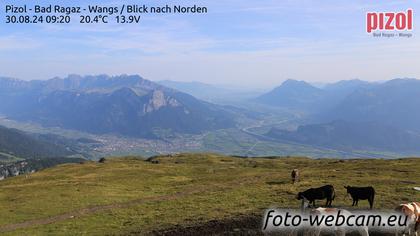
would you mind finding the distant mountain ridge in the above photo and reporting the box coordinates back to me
[323,79,371,91]
[255,79,373,112]
[255,79,324,110]
[2,75,420,157]
[0,74,164,95]
[324,78,420,132]
[0,75,235,138]
[259,78,420,153]
[158,80,264,104]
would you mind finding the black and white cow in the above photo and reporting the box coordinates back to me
[344,186,375,209]
[309,207,369,236]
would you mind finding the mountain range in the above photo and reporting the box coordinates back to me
[1,74,420,158]
[0,75,235,138]
[324,78,420,132]
[255,79,372,112]
[256,78,420,130]
[259,78,420,153]
[256,79,325,111]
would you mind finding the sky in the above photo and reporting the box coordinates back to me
[0,0,419,87]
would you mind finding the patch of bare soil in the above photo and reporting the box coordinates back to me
[148,214,264,236]
[148,214,398,236]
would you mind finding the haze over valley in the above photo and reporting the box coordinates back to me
[1,74,419,161]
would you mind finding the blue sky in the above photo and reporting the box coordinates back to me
[0,0,419,87]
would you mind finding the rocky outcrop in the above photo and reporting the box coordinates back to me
[0,157,84,181]
[0,161,35,180]
[144,90,181,113]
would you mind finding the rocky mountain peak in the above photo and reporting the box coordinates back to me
[144,90,181,113]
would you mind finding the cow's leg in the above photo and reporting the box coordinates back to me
[397,225,411,236]
[310,226,322,236]
[358,226,369,236]
[406,221,416,236]
[336,227,346,236]
[327,198,332,207]
[352,199,355,206]
[368,198,373,209]
[408,226,417,236]
[413,222,419,236]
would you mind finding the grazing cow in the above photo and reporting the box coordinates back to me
[291,169,299,184]
[344,186,375,209]
[297,185,335,207]
[395,202,420,236]
[308,207,369,236]
[151,159,160,164]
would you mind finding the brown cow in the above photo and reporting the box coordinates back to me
[291,169,299,184]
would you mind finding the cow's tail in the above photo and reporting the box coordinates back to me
[332,188,336,200]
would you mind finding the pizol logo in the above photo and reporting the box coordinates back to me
[366,9,413,34]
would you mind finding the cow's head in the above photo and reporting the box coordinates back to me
[296,192,304,200]
[395,204,418,222]
[344,186,351,193]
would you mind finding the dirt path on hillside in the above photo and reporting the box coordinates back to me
[0,174,271,233]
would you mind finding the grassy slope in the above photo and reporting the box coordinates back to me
[0,154,418,235]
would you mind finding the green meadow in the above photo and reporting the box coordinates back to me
[0,154,418,235]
